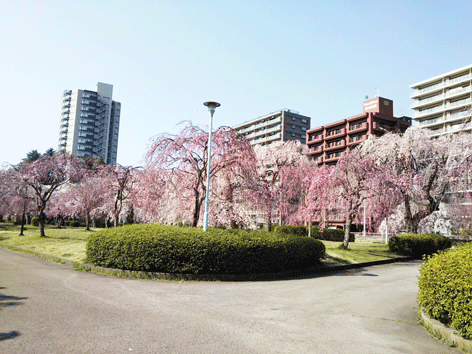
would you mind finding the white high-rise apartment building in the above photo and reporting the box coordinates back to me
[410,64,472,136]
[233,109,310,146]
[57,82,121,164]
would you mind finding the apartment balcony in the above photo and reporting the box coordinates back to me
[446,85,472,98]
[308,145,323,154]
[411,82,443,98]
[444,74,471,89]
[348,122,367,134]
[324,141,346,152]
[251,132,281,145]
[414,105,444,119]
[449,110,471,122]
[410,94,444,109]
[348,135,367,146]
[417,116,445,128]
[239,117,282,134]
[447,98,471,110]
[308,135,323,144]
[324,128,346,141]
[324,151,345,163]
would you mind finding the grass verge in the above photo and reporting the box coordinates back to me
[323,240,403,265]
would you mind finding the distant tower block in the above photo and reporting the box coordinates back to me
[57,82,121,164]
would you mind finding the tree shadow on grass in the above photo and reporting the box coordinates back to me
[323,254,352,265]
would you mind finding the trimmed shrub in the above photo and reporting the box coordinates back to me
[65,220,81,227]
[312,228,355,243]
[274,225,308,237]
[31,217,39,226]
[86,224,325,274]
[418,243,472,339]
[388,233,451,258]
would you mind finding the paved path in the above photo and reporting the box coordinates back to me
[0,247,459,354]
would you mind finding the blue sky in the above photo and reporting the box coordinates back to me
[1,0,471,167]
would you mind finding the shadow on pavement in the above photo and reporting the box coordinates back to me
[0,289,26,341]
[0,331,20,341]
[0,290,27,309]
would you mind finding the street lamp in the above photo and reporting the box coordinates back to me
[203,101,220,231]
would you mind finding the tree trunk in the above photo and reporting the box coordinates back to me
[403,195,419,233]
[266,209,272,232]
[85,211,90,231]
[343,211,352,248]
[19,211,26,236]
[192,190,202,227]
[39,210,46,237]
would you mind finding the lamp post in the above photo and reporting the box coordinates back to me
[203,101,220,231]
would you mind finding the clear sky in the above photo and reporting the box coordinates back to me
[1,0,471,167]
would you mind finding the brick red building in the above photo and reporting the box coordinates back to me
[306,97,411,165]
[306,97,411,230]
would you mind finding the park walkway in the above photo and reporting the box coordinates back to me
[0,247,460,353]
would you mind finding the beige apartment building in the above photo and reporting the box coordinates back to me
[410,64,472,136]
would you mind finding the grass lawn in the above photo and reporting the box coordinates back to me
[0,222,403,269]
[323,240,402,266]
[0,222,90,262]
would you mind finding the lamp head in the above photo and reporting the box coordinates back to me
[203,101,221,113]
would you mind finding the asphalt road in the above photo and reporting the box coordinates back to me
[0,247,459,354]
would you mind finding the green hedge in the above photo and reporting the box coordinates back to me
[388,233,451,258]
[418,243,472,339]
[86,224,326,274]
[274,225,308,237]
[316,228,355,242]
[274,225,355,242]
[31,217,39,226]
[65,220,81,227]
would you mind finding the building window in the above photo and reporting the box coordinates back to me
[302,119,307,123]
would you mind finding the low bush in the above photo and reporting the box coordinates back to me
[314,228,355,243]
[31,217,39,226]
[65,220,81,227]
[418,243,472,339]
[274,225,307,237]
[86,224,325,274]
[388,233,451,258]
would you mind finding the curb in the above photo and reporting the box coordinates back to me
[418,308,472,353]
[0,242,413,281]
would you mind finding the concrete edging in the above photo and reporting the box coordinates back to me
[0,242,413,281]
[419,308,472,353]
